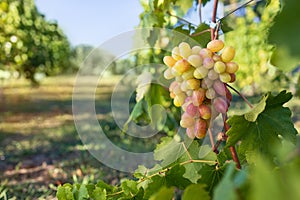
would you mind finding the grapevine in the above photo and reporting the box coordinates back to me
[163,40,238,140]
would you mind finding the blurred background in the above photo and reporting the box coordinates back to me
[0,0,299,199]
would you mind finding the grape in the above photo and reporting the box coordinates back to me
[219,73,231,83]
[169,81,178,92]
[201,78,213,89]
[229,73,236,83]
[225,62,239,74]
[194,67,208,79]
[213,97,228,113]
[199,48,213,58]
[179,42,192,59]
[186,79,200,90]
[182,68,195,80]
[213,54,221,62]
[225,87,232,103]
[175,76,184,83]
[207,40,224,52]
[207,69,219,80]
[221,46,235,62]
[186,127,195,139]
[191,46,202,55]
[180,80,189,92]
[172,46,182,61]
[170,92,175,99]
[186,103,199,116]
[173,83,183,95]
[187,54,203,68]
[163,68,175,80]
[205,88,216,99]
[180,112,195,128]
[199,104,211,120]
[213,79,226,96]
[163,56,176,67]
[192,88,206,106]
[214,61,226,74]
[194,119,207,139]
[174,93,186,107]
[173,59,190,74]
[203,57,214,69]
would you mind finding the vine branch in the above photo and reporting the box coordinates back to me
[211,0,219,40]
[226,83,253,109]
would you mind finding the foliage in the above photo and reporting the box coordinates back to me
[0,0,71,84]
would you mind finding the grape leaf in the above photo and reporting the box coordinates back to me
[154,136,186,166]
[244,94,268,122]
[121,180,139,198]
[268,0,300,71]
[91,188,106,200]
[149,186,175,200]
[56,184,75,200]
[226,91,298,162]
[213,162,238,200]
[197,164,226,193]
[143,175,167,199]
[182,184,210,200]
[165,164,192,189]
[192,23,211,47]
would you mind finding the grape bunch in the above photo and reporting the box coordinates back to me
[163,40,238,139]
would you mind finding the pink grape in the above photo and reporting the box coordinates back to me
[213,79,226,96]
[199,104,211,120]
[192,88,206,106]
[186,103,199,117]
[186,127,195,139]
[203,57,214,69]
[180,112,195,128]
[213,97,228,113]
[194,119,207,139]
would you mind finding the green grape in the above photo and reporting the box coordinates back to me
[205,88,216,99]
[182,68,195,80]
[179,42,192,59]
[214,61,226,74]
[186,79,200,90]
[219,72,231,83]
[221,46,235,62]
[172,46,182,61]
[163,68,175,80]
[163,56,176,67]
[187,54,203,68]
[194,67,208,79]
[191,46,202,55]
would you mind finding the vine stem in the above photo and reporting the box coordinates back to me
[211,0,219,40]
[226,83,253,109]
[222,113,241,169]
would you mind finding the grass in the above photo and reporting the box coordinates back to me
[0,75,299,199]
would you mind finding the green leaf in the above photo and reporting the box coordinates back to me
[192,23,211,47]
[56,184,75,200]
[154,136,185,166]
[96,181,115,193]
[149,186,174,200]
[165,164,192,189]
[213,162,238,200]
[268,0,300,71]
[226,91,297,162]
[121,180,139,198]
[182,184,210,200]
[143,175,167,199]
[198,164,226,193]
[91,188,106,200]
[244,94,268,122]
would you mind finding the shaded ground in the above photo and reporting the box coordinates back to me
[0,76,138,199]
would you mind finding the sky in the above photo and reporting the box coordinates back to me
[35,0,143,47]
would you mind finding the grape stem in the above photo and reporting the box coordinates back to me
[166,11,197,27]
[226,83,253,109]
[220,0,256,21]
[211,0,219,40]
[222,113,241,169]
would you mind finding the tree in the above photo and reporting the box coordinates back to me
[0,0,71,84]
